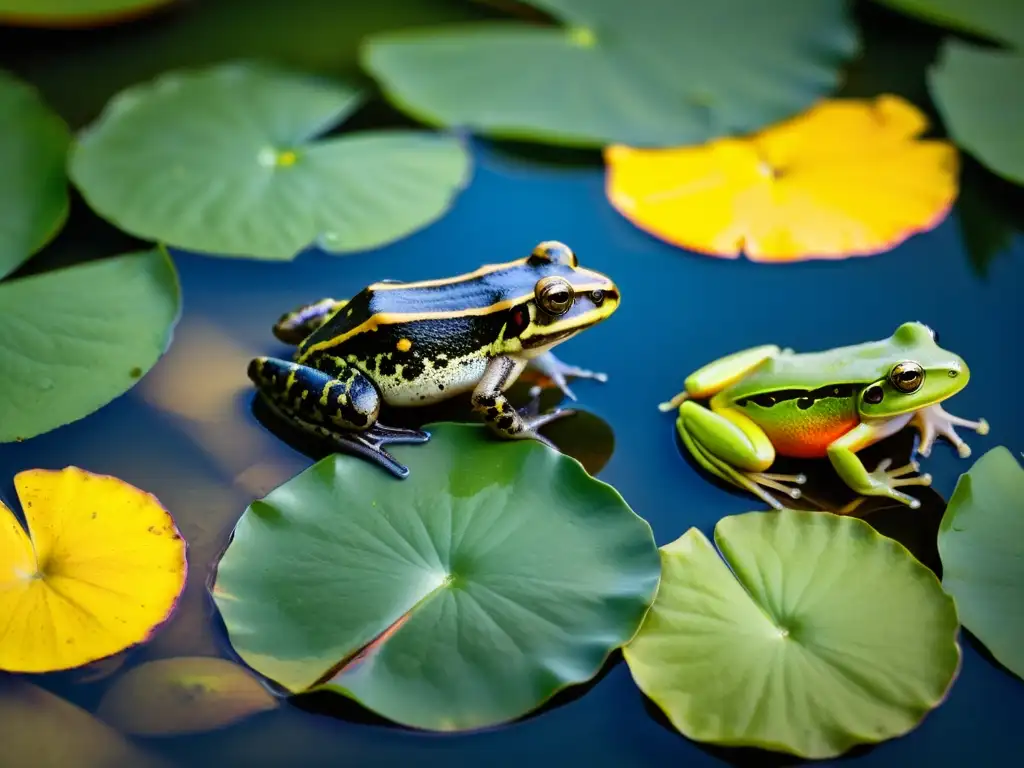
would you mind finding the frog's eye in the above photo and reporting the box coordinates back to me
[890,361,925,393]
[528,241,578,268]
[535,276,574,315]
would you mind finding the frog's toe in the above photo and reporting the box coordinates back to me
[369,423,431,444]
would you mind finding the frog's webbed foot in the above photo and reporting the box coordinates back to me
[911,404,989,459]
[516,385,575,448]
[527,350,608,402]
[839,458,931,514]
[342,423,431,479]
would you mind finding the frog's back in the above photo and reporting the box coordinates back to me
[727,337,902,398]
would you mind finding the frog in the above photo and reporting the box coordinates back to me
[248,241,620,478]
[658,322,989,512]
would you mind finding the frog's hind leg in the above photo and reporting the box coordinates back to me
[676,399,806,509]
[527,350,608,401]
[248,356,428,478]
[272,298,349,345]
[659,344,780,412]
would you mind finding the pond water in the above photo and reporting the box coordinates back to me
[1,135,1022,766]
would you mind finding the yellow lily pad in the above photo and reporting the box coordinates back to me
[96,657,278,736]
[604,95,958,262]
[0,467,187,673]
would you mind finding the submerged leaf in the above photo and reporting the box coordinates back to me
[0,467,187,673]
[623,510,961,759]
[0,68,70,279]
[362,0,858,147]
[0,678,162,768]
[875,0,1024,49]
[938,446,1024,680]
[96,657,278,736]
[605,95,958,262]
[211,422,661,731]
[0,248,181,443]
[0,1,175,27]
[69,62,472,260]
[930,40,1024,186]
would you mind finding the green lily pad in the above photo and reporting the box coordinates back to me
[361,0,859,148]
[211,422,661,731]
[0,0,174,26]
[96,657,278,736]
[69,62,472,260]
[0,69,70,280]
[623,510,961,759]
[874,1,1024,49]
[0,247,180,443]
[938,446,1024,680]
[929,40,1024,186]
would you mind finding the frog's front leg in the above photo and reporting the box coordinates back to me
[827,422,932,510]
[472,356,575,447]
[272,298,348,344]
[676,400,806,510]
[248,356,428,478]
[911,404,989,458]
[527,350,608,401]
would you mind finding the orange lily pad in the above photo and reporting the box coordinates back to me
[0,467,187,673]
[604,95,958,262]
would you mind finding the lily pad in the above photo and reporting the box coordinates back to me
[929,40,1024,186]
[875,1,1024,49]
[0,247,180,443]
[604,95,958,261]
[0,466,188,673]
[938,446,1024,680]
[0,69,70,279]
[623,510,961,759]
[211,422,660,731]
[0,0,174,27]
[69,62,472,260]
[361,0,859,147]
[96,657,278,736]
[0,678,162,768]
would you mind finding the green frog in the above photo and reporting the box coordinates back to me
[659,322,988,511]
[249,241,619,477]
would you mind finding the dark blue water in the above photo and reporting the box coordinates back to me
[2,138,1022,767]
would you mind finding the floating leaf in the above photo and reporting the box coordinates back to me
[623,510,960,759]
[0,678,162,768]
[0,0,175,27]
[0,69,70,279]
[930,40,1024,187]
[0,248,180,442]
[361,0,858,147]
[605,95,958,262]
[938,446,1024,680]
[211,422,660,731]
[0,466,187,673]
[874,0,1024,49]
[69,62,472,260]
[96,657,278,736]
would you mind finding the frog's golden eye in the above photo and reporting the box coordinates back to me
[529,241,578,268]
[890,361,925,393]
[535,276,574,315]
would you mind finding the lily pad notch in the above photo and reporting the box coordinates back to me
[68,62,474,261]
[211,422,662,731]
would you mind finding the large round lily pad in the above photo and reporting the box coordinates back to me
[361,0,859,148]
[623,510,961,759]
[0,467,187,673]
[211,422,661,731]
[69,62,472,260]
[0,247,180,443]
[938,446,1024,680]
[929,40,1024,186]
[0,69,70,279]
